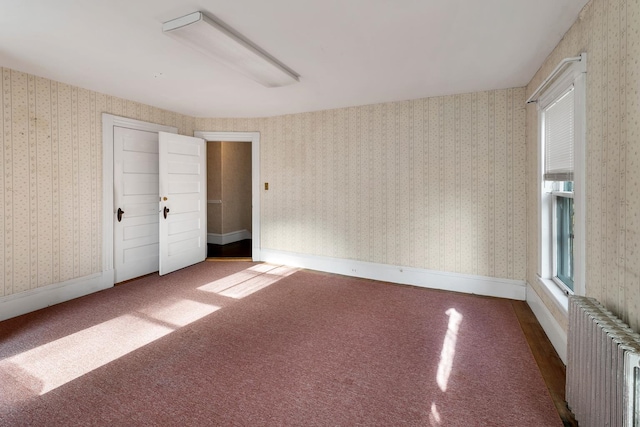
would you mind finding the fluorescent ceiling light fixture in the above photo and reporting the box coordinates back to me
[163,11,300,88]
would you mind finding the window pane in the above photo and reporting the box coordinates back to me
[556,196,574,290]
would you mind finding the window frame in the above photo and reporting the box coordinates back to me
[537,57,586,298]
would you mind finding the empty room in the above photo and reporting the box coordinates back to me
[1,0,638,425]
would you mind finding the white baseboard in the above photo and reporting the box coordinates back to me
[260,249,526,301]
[0,270,114,322]
[207,230,252,245]
[526,282,568,364]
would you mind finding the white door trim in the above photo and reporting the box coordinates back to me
[194,131,261,262]
[102,114,177,282]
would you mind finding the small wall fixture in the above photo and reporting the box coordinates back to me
[162,11,300,88]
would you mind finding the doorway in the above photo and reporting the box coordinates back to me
[206,140,252,258]
[194,131,261,262]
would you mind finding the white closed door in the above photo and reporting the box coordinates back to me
[158,132,207,275]
[113,127,160,283]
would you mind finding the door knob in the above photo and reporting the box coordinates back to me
[117,207,125,222]
[163,206,170,219]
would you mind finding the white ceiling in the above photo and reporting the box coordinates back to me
[0,0,589,118]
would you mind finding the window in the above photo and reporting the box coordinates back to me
[543,87,575,292]
[546,178,574,291]
[536,56,586,297]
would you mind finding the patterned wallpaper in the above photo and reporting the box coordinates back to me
[221,142,252,234]
[207,141,223,234]
[1,70,528,300]
[0,68,195,298]
[197,88,527,280]
[526,0,640,330]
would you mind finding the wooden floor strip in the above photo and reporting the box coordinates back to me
[512,300,578,427]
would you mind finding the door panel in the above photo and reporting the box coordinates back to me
[114,127,160,282]
[168,198,200,214]
[123,136,159,153]
[168,160,200,175]
[159,132,206,275]
[123,154,159,174]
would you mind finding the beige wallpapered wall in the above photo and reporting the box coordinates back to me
[0,68,195,297]
[526,0,640,330]
[221,142,252,234]
[207,141,223,234]
[197,88,527,279]
[0,72,528,299]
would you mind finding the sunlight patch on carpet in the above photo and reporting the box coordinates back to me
[436,308,463,392]
[139,299,219,327]
[2,300,219,396]
[198,264,298,299]
[429,402,442,426]
[198,264,280,293]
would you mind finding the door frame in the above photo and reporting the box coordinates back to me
[194,131,261,262]
[102,114,177,284]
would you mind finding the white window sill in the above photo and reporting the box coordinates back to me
[537,276,569,316]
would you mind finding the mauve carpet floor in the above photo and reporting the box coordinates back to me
[0,261,562,426]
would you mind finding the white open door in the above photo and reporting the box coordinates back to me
[158,132,207,275]
[113,127,160,282]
